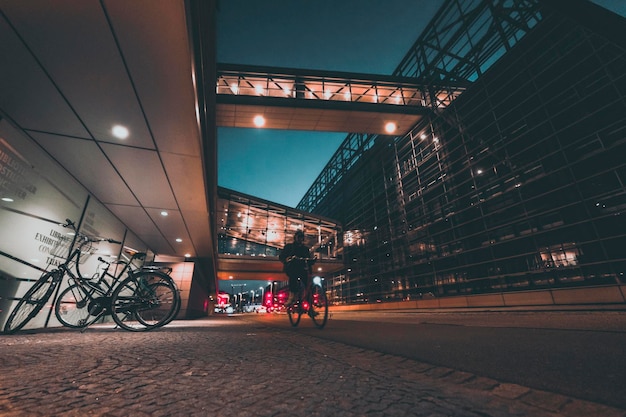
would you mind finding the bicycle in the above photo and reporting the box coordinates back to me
[284,257,329,329]
[3,219,179,334]
[54,251,181,332]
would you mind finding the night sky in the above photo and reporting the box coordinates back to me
[216,0,443,207]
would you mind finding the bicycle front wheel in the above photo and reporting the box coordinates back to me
[110,275,177,331]
[309,284,329,329]
[54,284,103,328]
[3,271,61,334]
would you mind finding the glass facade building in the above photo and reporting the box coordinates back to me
[217,187,341,261]
[300,0,626,304]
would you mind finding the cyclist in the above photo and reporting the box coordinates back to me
[279,230,315,306]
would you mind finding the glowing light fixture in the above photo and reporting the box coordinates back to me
[161,211,168,216]
[175,238,183,243]
[253,115,265,127]
[112,125,129,139]
[184,253,191,258]
[385,122,397,134]
[1,197,14,202]
[255,85,264,95]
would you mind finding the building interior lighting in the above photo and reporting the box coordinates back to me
[255,85,264,95]
[184,253,191,258]
[253,115,265,127]
[161,211,168,216]
[175,238,182,242]
[1,197,14,202]
[111,125,129,139]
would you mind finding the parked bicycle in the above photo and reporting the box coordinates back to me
[3,219,179,334]
[55,250,180,332]
[285,257,329,329]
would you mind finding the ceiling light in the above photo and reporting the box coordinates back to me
[184,253,191,258]
[112,125,129,139]
[385,122,397,134]
[161,211,168,216]
[253,115,265,127]
[175,238,182,243]
[1,197,14,202]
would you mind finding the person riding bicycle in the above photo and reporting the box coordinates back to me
[279,230,315,306]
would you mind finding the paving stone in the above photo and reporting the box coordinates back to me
[0,317,623,417]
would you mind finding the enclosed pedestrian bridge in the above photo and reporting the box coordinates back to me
[216,64,467,136]
[216,187,344,284]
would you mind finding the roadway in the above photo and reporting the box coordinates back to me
[248,309,626,410]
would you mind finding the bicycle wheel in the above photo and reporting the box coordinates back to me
[3,271,61,334]
[110,275,177,331]
[54,284,103,328]
[287,303,302,327]
[135,281,178,328]
[133,271,181,327]
[309,284,329,329]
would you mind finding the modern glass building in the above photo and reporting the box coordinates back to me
[299,0,626,305]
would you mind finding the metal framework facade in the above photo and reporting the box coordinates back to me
[298,0,543,213]
[307,0,626,304]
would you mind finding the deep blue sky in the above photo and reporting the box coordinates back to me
[216,0,443,207]
[216,0,626,208]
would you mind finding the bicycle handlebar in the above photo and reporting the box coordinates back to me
[62,219,122,245]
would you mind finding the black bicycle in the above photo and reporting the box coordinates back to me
[54,251,180,332]
[3,219,179,334]
[285,257,329,329]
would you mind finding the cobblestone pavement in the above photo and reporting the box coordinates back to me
[0,316,624,417]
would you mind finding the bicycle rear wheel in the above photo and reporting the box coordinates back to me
[287,303,302,327]
[54,284,103,328]
[3,271,61,334]
[133,271,180,327]
[309,284,328,329]
[110,275,177,331]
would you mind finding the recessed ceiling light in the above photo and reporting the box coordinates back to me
[1,197,14,202]
[161,211,168,216]
[253,115,265,127]
[385,122,397,134]
[184,253,191,258]
[112,125,129,139]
